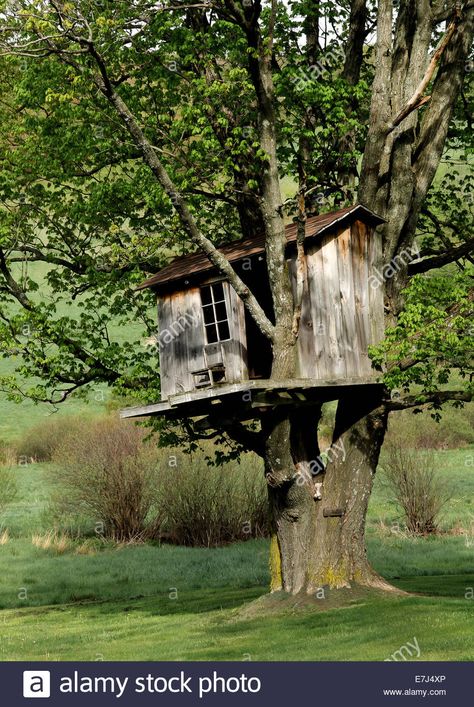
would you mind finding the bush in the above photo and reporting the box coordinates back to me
[16,415,88,462]
[50,417,162,542]
[381,443,451,535]
[49,418,269,546]
[157,449,268,547]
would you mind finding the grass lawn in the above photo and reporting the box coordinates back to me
[1,584,473,661]
[0,418,473,660]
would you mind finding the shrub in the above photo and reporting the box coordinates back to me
[16,415,87,463]
[49,418,269,546]
[380,443,451,535]
[50,417,162,542]
[157,449,269,547]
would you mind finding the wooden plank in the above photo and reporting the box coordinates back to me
[288,255,316,378]
[157,295,175,399]
[368,227,385,345]
[316,233,346,379]
[120,377,381,419]
[351,221,372,376]
[222,283,248,383]
[183,288,206,388]
[157,289,207,398]
[323,508,345,518]
[119,377,384,419]
[169,293,189,395]
[120,400,172,418]
[306,242,327,379]
[335,226,360,377]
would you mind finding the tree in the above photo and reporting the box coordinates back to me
[0,0,472,593]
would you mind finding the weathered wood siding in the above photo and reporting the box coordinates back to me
[290,222,384,380]
[157,281,248,399]
[157,288,205,398]
[220,281,248,384]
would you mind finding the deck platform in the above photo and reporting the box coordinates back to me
[120,377,383,422]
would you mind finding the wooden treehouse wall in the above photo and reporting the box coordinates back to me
[290,220,384,380]
[157,282,248,399]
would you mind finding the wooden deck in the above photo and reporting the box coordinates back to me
[120,376,383,421]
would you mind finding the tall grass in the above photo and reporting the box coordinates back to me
[0,466,17,514]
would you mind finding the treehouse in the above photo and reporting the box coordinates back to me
[121,204,386,423]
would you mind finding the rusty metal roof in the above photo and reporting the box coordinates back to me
[137,204,384,292]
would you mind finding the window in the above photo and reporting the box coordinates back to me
[200,283,231,343]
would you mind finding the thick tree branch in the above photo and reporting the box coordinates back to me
[83,43,275,342]
[409,237,474,273]
[388,18,459,132]
[386,389,472,411]
[237,0,296,357]
[414,4,474,182]
[102,107,275,342]
[343,0,369,85]
[358,0,393,209]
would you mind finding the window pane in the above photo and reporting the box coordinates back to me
[212,282,224,301]
[202,305,215,325]
[205,323,218,343]
[218,321,230,341]
[214,301,227,322]
[201,286,212,305]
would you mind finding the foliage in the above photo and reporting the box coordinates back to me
[370,270,474,397]
[0,0,469,424]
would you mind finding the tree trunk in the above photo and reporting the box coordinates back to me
[265,389,392,594]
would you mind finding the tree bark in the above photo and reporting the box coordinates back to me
[305,391,391,591]
[264,388,392,594]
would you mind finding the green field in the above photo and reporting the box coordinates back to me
[0,444,473,661]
